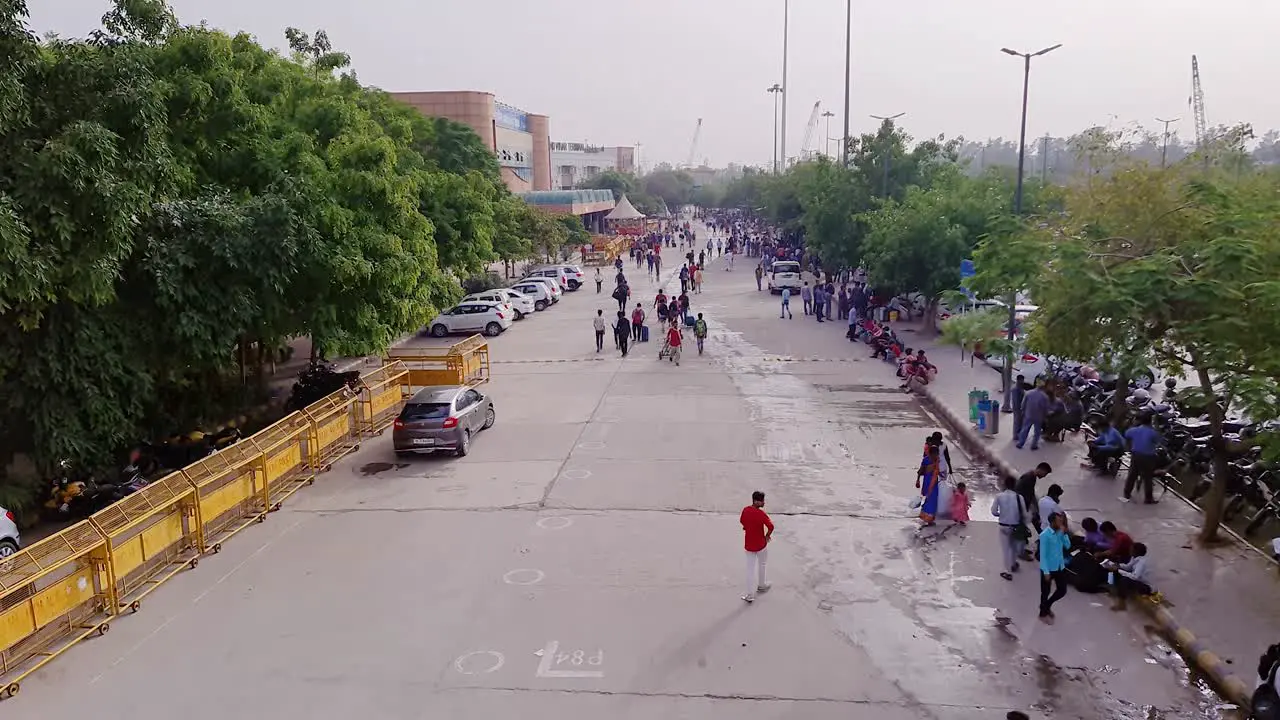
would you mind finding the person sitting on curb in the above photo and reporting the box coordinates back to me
[1104,542,1153,610]
[1095,521,1134,564]
[1085,419,1125,473]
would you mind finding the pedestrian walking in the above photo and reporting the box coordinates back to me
[740,491,773,603]
[991,476,1029,580]
[916,445,942,526]
[755,264,764,291]
[801,282,813,315]
[592,309,606,352]
[693,266,703,294]
[950,482,971,526]
[612,282,628,313]
[631,303,645,342]
[780,287,793,319]
[665,323,683,366]
[693,312,708,355]
[1038,512,1071,623]
[1121,414,1162,504]
[1017,383,1050,450]
[1015,462,1053,536]
[814,285,826,322]
[595,268,603,293]
[613,311,631,357]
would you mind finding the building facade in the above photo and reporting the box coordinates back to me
[551,142,639,190]
[390,91,551,193]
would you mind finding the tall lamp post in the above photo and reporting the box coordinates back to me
[841,0,851,166]
[869,112,905,196]
[821,110,835,157]
[767,84,784,173]
[1156,117,1180,168]
[780,0,790,171]
[999,43,1061,414]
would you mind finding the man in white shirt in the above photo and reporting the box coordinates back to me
[1038,484,1067,531]
[1105,542,1152,610]
[592,309,606,352]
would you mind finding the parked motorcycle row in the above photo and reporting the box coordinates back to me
[1041,358,1280,537]
[285,360,362,412]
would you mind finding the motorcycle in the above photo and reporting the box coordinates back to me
[286,361,362,412]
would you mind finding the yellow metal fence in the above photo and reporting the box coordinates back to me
[0,345,481,699]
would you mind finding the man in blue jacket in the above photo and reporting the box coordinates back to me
[1038,511,1071,623]
[1086,419,1125,472]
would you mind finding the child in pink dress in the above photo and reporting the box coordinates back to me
[950,482,972,525]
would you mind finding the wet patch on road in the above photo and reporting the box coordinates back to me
[358,461,410,476]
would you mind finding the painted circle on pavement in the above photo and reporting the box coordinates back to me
[562,469,592,481]
[536,516,573,530]
[454,650,505,675]
[502,568,546,586]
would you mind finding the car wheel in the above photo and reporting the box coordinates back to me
[455,429,471,457]
[482,405,496,430]
[534,300,548,311]
[514,309,524,320]
[1133,370,1156,390]
[484,322,502,337]
[430,324,449,338]
[568,280,581,290]
[0,539,17,558]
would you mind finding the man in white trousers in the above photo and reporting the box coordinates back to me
[739,491,774,603]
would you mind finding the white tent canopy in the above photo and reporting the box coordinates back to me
[605,194,645,221]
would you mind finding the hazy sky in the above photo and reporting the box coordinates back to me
[29,0,1280,168]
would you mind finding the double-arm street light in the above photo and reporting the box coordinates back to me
[767,84,784,173]
[869,112,906,196]
[999,43,1061,414]
[780,0,790,172]
[821,110,835,157]
[841,0,852,166]
[1156,116,1180,168]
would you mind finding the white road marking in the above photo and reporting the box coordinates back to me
[535,516,573,530]
[576,441,605,450]
[534,640,604,678]
[502,568,545,586]
[454,650,505,675]
[561,469,592,481]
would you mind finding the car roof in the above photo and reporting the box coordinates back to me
[463,290,508,297]
[453,300,503,307]
[407,385,465,403]
[520,276,558,285]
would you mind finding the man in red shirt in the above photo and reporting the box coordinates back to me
[740,491,774,603]
[665,324,683,366]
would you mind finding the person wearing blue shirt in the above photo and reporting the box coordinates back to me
[1122,414,1163,504]
[1086,419,1125,472]
[1038,512,1071,622]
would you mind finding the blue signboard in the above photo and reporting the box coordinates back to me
[959,259,976,300]
[494,102,530,132]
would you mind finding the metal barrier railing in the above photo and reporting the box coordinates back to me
[0,357,423,698]
[385,336,489,388]
[89,472,200,614]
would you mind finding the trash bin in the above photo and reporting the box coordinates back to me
[968,389,989,424]
[976,400,1001,437]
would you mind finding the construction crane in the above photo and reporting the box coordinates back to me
[1189,55,1209,161]
[684,118,702,168]
[799,101,822,160]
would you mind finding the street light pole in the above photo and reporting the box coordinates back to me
[780,0,790,172]
[821,110,835,158]
[869,112,905,197]
[767,84,783,173]
[841,0,851,166]
[1156,117,1180,168]
[1000,43,1061,414]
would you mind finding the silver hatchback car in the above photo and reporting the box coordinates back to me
[392,385,495,457]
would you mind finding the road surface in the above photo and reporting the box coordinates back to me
[13,229,1224,720]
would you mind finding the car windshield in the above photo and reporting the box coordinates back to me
[400,402,451,421]
[773,263,800,273]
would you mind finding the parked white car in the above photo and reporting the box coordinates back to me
[518,277,563,304]
[462,289,532,320]
[0,507,19,558]
[524,266,571,292]
[429,301,513,338]
[534,264,586,291]
[508,281,554,311]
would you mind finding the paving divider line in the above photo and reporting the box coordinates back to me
[909,383,1255,713]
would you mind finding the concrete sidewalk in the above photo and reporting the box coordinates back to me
[892,321,1278,706]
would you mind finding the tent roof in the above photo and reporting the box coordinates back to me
[605,194,645,220]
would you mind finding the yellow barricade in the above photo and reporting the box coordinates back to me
[357,361,411,435]
[250,412,316,510]
[182,441,266,554]
[89,473,200,615]
[303,389,360,471]
[0,522,113,699]
[386,336,490,388]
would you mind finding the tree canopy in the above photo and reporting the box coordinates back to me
[0,0,568,512]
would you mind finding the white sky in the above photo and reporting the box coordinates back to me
[29,0,1280,168]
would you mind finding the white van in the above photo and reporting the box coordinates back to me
[768,261,803,295]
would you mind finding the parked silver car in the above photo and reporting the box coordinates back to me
[392,385,495,457]
[0,506,20,558]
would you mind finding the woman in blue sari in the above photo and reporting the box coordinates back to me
[916,445,941,526]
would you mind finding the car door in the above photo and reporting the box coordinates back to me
[459,389,483,431]
[454,304,483,331]
[441,306,465,332]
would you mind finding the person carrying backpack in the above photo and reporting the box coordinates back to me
[693,313,709,355]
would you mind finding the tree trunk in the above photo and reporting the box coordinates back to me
[1110,370,1131,428]
[922,299,940,335]
[1196,364,1228,543]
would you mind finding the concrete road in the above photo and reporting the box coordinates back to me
[12,230,1224,720]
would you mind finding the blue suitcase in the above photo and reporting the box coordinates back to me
[683,314,695,328]
[640,325,650,342]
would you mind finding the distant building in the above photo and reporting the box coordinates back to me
[390,90,551,193]
[551,142,639,190]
